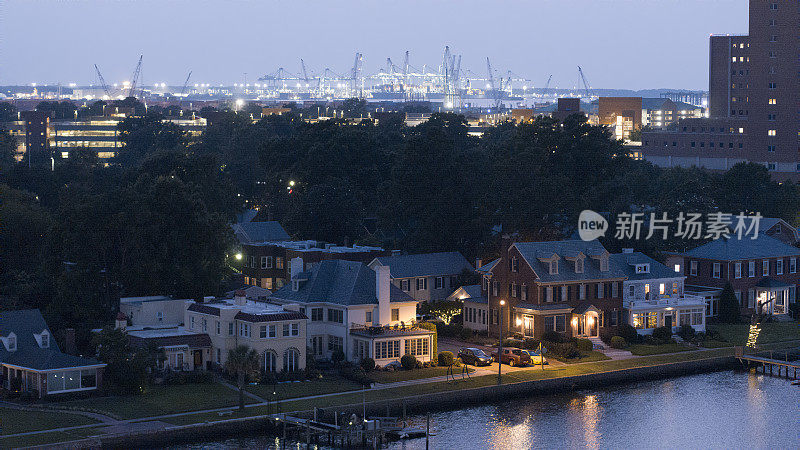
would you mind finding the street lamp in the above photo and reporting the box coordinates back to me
[497,299,505,385]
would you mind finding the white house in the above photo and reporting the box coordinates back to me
[270,258,434,366]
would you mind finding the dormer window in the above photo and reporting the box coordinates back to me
[549,260,558,275]
[4,333,17,352]
[40,331,49,348]
[600,255,609,272]
[635,264,650,274]
[292,280,300,291]
[575,258,584,274]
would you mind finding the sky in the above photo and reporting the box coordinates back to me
[0,0,749,90]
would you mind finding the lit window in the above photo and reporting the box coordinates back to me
[768,130,777,136]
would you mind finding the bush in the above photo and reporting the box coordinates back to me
[610,336,628,349]
[438,351,455,367]
[360,357,375,373]
[545,342,580,359]
[651,326,673,344]
[459,327,474,341]
[331,349,345,364]
[523,338,540,350]
[677,324,696,341]
[718,283,740,324]
[502,338,523,348]
[541,331,564,343]
[617,324,640,344]
[575,338,593,352]
[338,366,371,386]
[400,354,417,370]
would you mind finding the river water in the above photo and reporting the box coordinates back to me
[182,371,800,449]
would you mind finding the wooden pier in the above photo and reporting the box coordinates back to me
[736,346,800,381]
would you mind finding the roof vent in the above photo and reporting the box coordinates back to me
[622,248,634,254]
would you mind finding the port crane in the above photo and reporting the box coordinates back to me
[179,70,192,96]
[486,57,501,110]
[128,55,143,98]
[94,64,112,98]
[577,66,593,99]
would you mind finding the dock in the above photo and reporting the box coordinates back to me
[736,346,800,380]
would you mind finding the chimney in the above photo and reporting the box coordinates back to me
[290,257,303,280]
[392,249,401,257]
[475,258,483,269]
[114,313,127,332]
[234,289,247,306]
[375,265,391,326]
[63,328,76,354]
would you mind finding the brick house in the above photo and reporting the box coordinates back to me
[484,240,706,339]
[667,234,800,317]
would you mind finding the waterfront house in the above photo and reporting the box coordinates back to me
[616,251,706,335]
[368,252,474,303]
[0,309,105,398]
[484,239,706,340]
[666,234,800,318]
[270,259,434,366]
[123,292,308,374]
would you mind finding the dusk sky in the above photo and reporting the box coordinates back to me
[2,0,748,90]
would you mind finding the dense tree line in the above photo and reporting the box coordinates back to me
[1,100,799,342]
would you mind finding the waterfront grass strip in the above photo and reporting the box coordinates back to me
[0,407,98,435]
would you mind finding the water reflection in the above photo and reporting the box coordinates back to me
[178,371,800,449]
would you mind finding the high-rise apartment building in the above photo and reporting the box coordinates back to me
[642,1,800,179]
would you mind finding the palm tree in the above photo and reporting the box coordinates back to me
[225,345,260,410]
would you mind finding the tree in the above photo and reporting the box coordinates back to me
[93,327,160,394]
[420,300,463,325]
[718,283,740,324]
[225,345,260,410]
[0,130,18,173]
[0,102,17,122]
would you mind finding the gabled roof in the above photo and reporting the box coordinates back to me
[726,216,798,241]
[371,252,474,278]
[610,252,681,280]
[270,260,415,306]
[683,234,800,261]
[231,221,290,245]
[234,311,307,323]
[476,258,499,274]
[513,240,625,283]
[235,209,259,224]
[0,309,104,371]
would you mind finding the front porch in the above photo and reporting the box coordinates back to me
[627,294,707,334]
[512,303,608,339]
[2,363,104,398]
[349,324,435,366]
[754,278,794,316]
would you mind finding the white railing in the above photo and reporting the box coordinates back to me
[626,293,706,309]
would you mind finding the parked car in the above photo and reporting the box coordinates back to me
[458,348,492,366]
[490,347,531,367]
[520,349,547,365]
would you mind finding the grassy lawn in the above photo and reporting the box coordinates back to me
[0,407,97,435]
[52,382,251,419]
[369,366,474,384]
[628,342,694,356]
[551,350,611,364]
[711,322,800,346]
[700,339,733,349]
[247,376,364,400]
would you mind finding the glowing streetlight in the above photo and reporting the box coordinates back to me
[235,253,243,260]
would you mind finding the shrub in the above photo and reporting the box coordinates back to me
[400,354,417,370]
[575,338,594,352]
[677,324,696,341]
[545,342,580,359]
[502,338,523,348]
[331,349,345,364]
[459,327,474,341]
[651,326,673,344]
[438,351,455,367]
[718,283,740,324]
[541,331,564,343]
[617,324,640,344]
[610,336,628,349]
[360,357,376,373]
[338,366,371,386]
[523,338,540,350]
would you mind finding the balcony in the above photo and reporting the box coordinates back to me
[349,322,434,338]
[626,293,706,311]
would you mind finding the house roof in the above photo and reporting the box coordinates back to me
[270,260,415,306]
[235,209,259,224]
[0,309,104,371]
[371,252,474,279]
[610,252,682,280]
[231,221,290,245]
[513,240,626,283]
[234,311,308,323]
[755,277,794,289]
[476,258,499,274]
[683,235,800,261]
[128,332,212,349]
[459,285,483,299]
